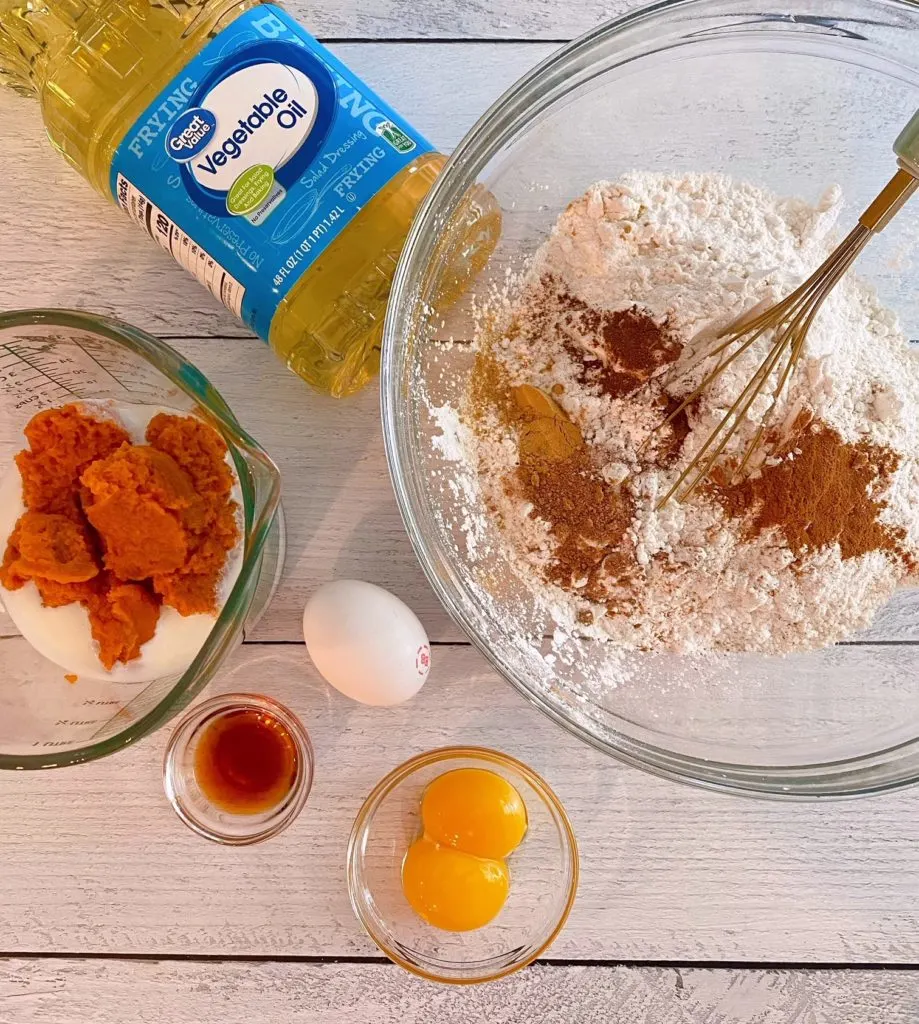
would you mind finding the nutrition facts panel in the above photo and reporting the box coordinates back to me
[115,175,245,320]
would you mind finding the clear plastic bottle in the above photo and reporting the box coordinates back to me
[0,1,497,396]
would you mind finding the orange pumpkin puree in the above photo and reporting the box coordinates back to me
[0,405,239,669]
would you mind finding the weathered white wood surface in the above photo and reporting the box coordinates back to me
[3,960,918,1024]
[4,644,919,962]
[269,0,620,39]
[3,0,919,1014]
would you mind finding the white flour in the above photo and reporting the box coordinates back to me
[430,173,919,656]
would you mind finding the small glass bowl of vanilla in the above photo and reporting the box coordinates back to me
[346,747,579,985]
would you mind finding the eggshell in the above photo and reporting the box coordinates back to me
[302,580,431,706]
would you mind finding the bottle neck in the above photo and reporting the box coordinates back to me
[0,0,89,96]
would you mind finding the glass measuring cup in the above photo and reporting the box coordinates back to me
[0,309,284,769]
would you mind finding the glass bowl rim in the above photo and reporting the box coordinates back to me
[162,691,314,846]
[346,745,580,985]
[0,307,282,770]
[381,0,919,799]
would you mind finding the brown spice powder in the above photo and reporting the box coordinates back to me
[470,281,689,603]
[504,275,683,397]
[551,287,683,400]
[505,385,636,601]
[466,256,913,634]
[469,346,515,428]
[713,415,909,564]
[473,275,912,614]
[517,445,635,599]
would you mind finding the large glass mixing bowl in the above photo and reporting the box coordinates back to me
[382,0,919,797]
[0,310,283,769]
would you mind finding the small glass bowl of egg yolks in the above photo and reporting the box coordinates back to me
[347,747,578,985]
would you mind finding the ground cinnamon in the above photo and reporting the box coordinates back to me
[507,385,635,601]
[472,274,912,610]
[552,287,683,400]
[713,415,909,564]
[471,282,689,603]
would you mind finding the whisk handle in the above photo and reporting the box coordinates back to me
[859,111,919,233]
[895,108,919,176]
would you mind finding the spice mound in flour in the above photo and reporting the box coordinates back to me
[509,277,684,400]
[510,385,636,606]
[455,172,919,655]
[711,413,911,567]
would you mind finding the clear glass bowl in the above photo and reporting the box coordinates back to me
[0,309,284,770]
[163,693,314,845]
[347,747,579,984]
[382,0,919,797]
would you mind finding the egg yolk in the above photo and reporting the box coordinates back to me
[421,768,528,860]
[402,837,509,932]
[401,767,529,932]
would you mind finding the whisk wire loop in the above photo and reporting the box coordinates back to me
[649,163,914,512]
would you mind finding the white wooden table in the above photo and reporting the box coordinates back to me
[2,2,919,1020]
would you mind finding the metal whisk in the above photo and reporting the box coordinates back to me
[653,107,919,510]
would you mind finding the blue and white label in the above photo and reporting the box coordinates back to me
[111,4,433,341]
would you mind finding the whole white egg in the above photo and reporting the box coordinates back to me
[302,580,431,706]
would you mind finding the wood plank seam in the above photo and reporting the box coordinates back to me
[2,953,916,969]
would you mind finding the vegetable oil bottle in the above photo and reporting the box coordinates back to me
[0,1,497,396]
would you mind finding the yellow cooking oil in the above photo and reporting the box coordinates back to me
[0,1,497,396]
